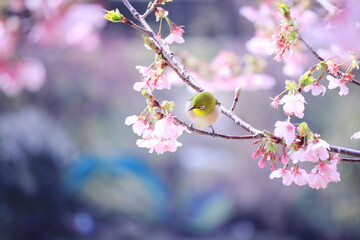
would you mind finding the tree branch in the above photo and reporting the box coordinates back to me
[329,145,360,158]
[141,0,161,19]
[121,0,360,160]
[230,88,241,112]
[122,0,203,92]
[174,117,260,140]
[123,18,149,34]
[298,34,324,62]
[340,158,360,162]
[299,33,360,86]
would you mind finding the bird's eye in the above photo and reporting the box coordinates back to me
[199,105,205,110]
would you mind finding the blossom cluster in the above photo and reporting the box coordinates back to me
[270,56,358,124]
[125,97,186,154]
[105,4,188,154]
[106,1,360,189]
[268,20,298,62]
[253,121,341,189]
[240,0,316,77]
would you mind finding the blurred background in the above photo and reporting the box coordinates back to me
[1,0,360,239]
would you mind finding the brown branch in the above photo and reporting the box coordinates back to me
[220,106,263,136]
[340,158,360,162]
[141,0,161,19]
[351,78,360,86]
[122,18,149,34]
[163,58,203,92]
[174,117,260,140]
[121,0,360,160]
[298,35,324,62]
[299,34,360,86]
[329,145,360,158]
[230,88,241,112]
[122,0,203,92]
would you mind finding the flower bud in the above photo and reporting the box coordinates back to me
[104,9,123,23]
[155,7,168,22]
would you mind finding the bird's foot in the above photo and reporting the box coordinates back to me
[210,125,215,137]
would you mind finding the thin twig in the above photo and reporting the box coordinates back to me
[163,58,203,92]
[220,106,264,136]
[340,158,360,162]
[121,0,360,159]
[329,145,360,158]
[351,78,360,86]
[122,0,203,92]
[174,117,260,140]
[230,88,241,112]
[299,33,360,86]
[298,34,324,62]
[123,18,149,34]
[141,0,161,19]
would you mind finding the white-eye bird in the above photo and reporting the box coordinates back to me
[185,91,221,130]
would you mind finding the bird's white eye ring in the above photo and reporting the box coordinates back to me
[199,105,205,110]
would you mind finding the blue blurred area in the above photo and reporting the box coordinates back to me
[65,154,169,223]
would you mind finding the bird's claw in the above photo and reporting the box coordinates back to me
[210,125,215,137]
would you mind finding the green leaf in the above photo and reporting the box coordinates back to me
[103,9,123,23]
[297,122,311,137]
[300,75,315,86]
[266,143,278,153]
[285,80,298,91]
[317,61,327,71]
[160,0,173,4]
[277,2,291,16]
[142,35,158,51]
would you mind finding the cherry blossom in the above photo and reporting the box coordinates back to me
[290,148,307,164]
[153,114,185,139]
[280,147,289,164]
[305,140,330,162]
[327,75,349,96]
[326,59,340,76]
[343,72,355,83]
[318,160,341,183]
[307,169,329,189]
[270,168,294,186]
[268,22,297,62]
[137,137,182,154]
[164,24,185,45]
[303,82,327,96]
[134,66,171,92]
[308,160,340,189]
[279,93,306,118]
[257,155,267,169]
[292,167,308,186]
[291,140,330,163]
[274,121,296,146]
[136,114,186,154]
[125,115,149,136]
[270,96,280,109]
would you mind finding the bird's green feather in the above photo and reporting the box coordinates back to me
[190,91,219,116]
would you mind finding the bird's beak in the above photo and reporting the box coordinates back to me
[188,106,196,111]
